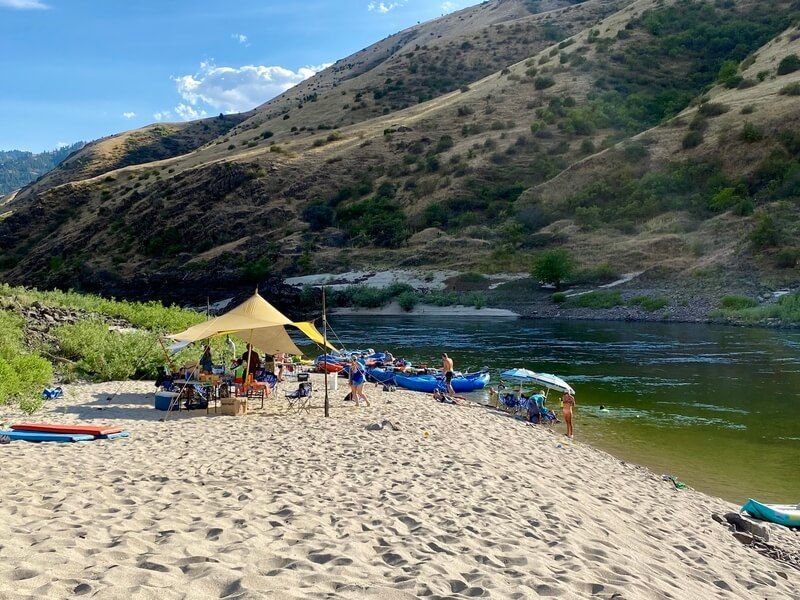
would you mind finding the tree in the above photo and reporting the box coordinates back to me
[533,249,574,290]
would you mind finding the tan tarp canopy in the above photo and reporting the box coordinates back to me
[168,292,337,356]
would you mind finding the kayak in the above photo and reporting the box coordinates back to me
[366,367,397,385]
[315,354,345,373]
[395,371,490,394]
[742,499,800,527]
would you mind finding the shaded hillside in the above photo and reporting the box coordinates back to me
[15,113,249,200]
[1,0,799,298]
[0,142,84,195]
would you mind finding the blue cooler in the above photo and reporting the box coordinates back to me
[154,391,179,411]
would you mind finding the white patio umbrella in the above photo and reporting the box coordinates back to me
[500,369,575,395]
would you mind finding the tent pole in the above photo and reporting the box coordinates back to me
[323,286,329,418]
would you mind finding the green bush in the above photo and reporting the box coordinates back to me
[698,103,729,117]
[720,295,757,310]
[0,311,52,413]
[532,249,574,290]
[713,293,800,324]
[779,82,800,96]
[397,291,418,312]
[775,247,799,269]
[682,130,704,149]
[750,212,780,249]
[629,296,668,312]
[740,122,763,142]
[566,291,623,309]
[302,202,335,231]
[55,321,161,381]
[570,264,620,284]
[0,284,203,332]
[777,54,800,75]
[534,76,556,90]
[552,292,567,304]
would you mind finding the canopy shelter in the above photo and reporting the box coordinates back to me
[168,292,337,358]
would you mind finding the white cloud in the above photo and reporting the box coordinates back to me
[173,60,331,114]
[122,111,136,119]
[174,103,208,121]
[368,1,405,14]
[153,111,172,121]
[441,1,459,12]
[231,33,248,45]
[56,141,69,148]
[0,0,50,9]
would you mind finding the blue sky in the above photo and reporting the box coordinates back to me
[0,0,471,152]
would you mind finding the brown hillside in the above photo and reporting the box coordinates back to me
[1,0,799,296]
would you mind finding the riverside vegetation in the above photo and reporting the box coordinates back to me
[0,284,204,412]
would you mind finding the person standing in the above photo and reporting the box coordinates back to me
[349,358,369,407]
[241,344,261,380]
[561,391,576,438]
[199,344,214,374]
[442,353,455,395]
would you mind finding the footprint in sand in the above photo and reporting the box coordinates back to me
[73,583,92,596]
[206,527,223,541]
[11,568,38,581]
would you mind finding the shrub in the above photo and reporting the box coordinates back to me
[552,292,567,304]
[698,102,729,117]
[682,130,704,149]
[570,264,619,284]
[302,202,335,231]
[534,76,556,90]
[779,82,800,96]
[0,311,52,413]
[55,321,161,382]
[750,212,780,249]
[720,295,757,310]
[532,249,574,290]
[629,296,669,312]
[709,187,743,212]
[777,54,800,75]
[740,122,763,142]
[0,284,203,332]
[566,291,623,309]
[775,247,799,269]
[397,291,418,312]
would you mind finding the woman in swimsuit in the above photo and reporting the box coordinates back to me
[349,358,369,407]
[561,391,576,438]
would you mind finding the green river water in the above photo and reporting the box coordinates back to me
[322,316,800,504]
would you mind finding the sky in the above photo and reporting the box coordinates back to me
[0,0,472,152]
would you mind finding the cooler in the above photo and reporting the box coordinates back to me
[154,391,179,411]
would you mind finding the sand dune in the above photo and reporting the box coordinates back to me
[0,377,798,599]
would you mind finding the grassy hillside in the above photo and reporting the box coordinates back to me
[0,0,799,298]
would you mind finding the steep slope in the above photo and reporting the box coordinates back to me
[15,114,249,200]
[0,142,84,195]
[1,0,798,298]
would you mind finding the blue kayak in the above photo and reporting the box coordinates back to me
[366,367,397,385]
[742,499,800,527]
[0,430,94,443]
[394,371,490,394]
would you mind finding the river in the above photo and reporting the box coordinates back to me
[317,316,800,504]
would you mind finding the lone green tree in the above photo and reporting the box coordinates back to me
[533,249,574,290]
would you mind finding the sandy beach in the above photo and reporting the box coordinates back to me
[1,376,798,599]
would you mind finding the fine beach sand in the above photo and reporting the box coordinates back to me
[1,377,798,599]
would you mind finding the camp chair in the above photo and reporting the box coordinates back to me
[250,373,278,409]
[285,382,313,413]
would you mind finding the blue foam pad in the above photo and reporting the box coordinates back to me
[0,430,94,443]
